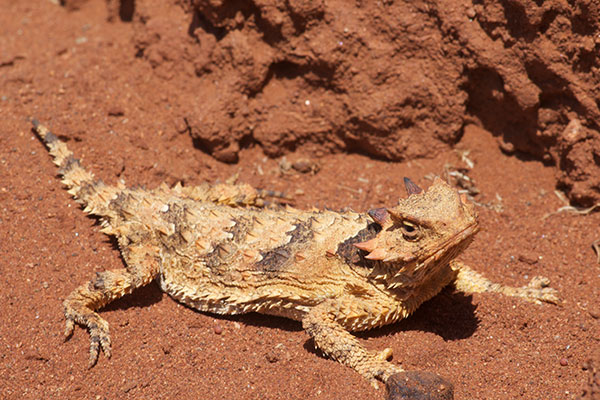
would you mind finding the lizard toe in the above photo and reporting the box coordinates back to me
[87,319,111,367]
[377,347,394,361]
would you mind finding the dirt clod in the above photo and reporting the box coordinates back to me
[129,0,600,205]
[291,158,320,174]
[386,371,454,400]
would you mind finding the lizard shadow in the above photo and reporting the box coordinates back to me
[207,289,480,335]
[219,313,303,332]
[103,280,166,311]
[102,282,479,338]
[302,287,480,357]
[365,287,480,342]
[102,277,304,332]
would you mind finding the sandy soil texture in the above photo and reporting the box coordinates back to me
[1,1,599,399]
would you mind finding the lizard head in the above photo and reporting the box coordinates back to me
[354,177,478,278]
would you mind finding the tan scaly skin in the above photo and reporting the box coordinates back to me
[32,120,560,388]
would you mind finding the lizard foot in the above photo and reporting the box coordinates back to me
[523,276,561,305]
[64,309,112,367]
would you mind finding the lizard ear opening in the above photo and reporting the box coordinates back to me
[403,177,423,196]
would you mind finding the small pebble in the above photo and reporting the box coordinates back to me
[560,358,568,366]
[107,106,125,117]
[213,325,223,334]
[518,254,538,265]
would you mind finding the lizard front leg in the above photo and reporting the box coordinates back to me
[450,261,560,304]
[302,300,403,387]
[63,246,159,367]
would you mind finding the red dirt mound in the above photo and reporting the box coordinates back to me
[122,0,600,204]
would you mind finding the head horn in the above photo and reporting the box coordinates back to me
[367,207,389,226]
[403,177,423,196]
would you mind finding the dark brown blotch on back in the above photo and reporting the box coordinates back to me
[255,218,314,272]
[206,243,237,269]
[203,217,253,270]
[91,272,106,291]
[44,130,59,144]
[255,247,291,271]
[57,154,81,175]
[160,202,185,225]
[226,216,253,244]
[336,222,381,268]
[109,191,129,215]
[76,179,104,202]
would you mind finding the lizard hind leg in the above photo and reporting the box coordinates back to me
[63,250,159,367]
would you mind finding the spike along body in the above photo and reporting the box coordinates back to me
[32,120,560,386]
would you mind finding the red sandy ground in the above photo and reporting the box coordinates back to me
[1,1,599,399]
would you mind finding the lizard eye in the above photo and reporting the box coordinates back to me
[400,221,420,241]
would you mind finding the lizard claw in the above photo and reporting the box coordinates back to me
[63,305,112,367]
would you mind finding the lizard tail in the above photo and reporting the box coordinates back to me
[32,119,120,217]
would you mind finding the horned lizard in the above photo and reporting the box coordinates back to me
[32,120,559,387]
